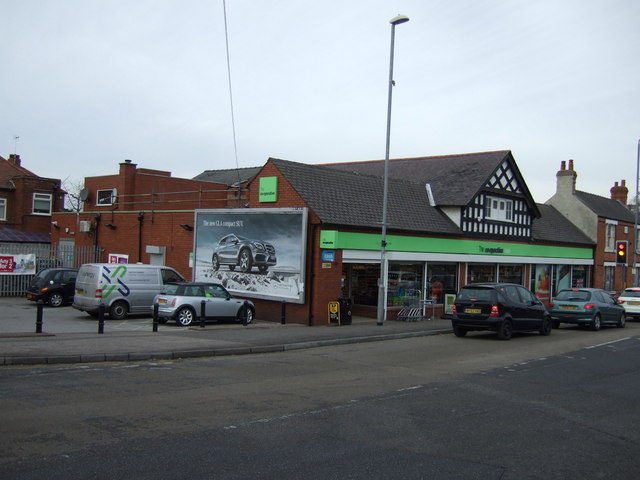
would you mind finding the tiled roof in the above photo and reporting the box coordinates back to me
[0,226,50,243]
[324,150,519,206]
[532,204,594,246]
[270,158,461,235]
[193,167,262,187]
[575,190,635,223]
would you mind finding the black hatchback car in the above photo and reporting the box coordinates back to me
[451,283,552,340]
[26,267,78,307]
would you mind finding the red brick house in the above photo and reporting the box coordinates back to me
[0,154,64,243]
[50,160,256,277]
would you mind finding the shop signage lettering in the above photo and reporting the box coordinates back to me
[479,246,506,254]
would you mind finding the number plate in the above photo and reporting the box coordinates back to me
[465,308,481,314]
[157,298,167,304]
[628,301,640,306]
[76,288,84,295]
[559,305,577,310]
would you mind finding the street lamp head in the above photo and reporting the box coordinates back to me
[389,14,409,26]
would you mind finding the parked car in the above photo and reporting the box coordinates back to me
[451,283,551,340]
[548,288,626,330]
[617,287,640,321]
[211,233,276,274]
[152,282,255,327]
[26,268,78,307]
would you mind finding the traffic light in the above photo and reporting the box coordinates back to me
[616,241,627,264]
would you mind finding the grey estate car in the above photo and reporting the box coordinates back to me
[211,233,276,274]
[152,282,255,327]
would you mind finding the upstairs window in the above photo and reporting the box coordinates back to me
[0,198,6,220]
[96,189,116,206]
[484,196,513,222]
[605,223,616,251]
[32,193,52,215]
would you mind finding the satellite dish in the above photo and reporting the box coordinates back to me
[79,188,89,201]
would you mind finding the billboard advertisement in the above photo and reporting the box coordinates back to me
[193,208,308,303]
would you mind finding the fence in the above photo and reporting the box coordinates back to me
[0,244,98,296]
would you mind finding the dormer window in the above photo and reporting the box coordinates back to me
[32,193,52,215]
[96,189,117,206]
[485,196,513,222]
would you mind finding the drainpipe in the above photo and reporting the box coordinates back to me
[138,211,144,263]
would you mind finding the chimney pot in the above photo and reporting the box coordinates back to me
[560,160,566,171]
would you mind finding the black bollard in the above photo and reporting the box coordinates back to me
[152,303,159,332]
[200,300,206,328]
[98,303,105,334]
[35,300,44,333]
[242,300,248,326]
[280,301,286,325]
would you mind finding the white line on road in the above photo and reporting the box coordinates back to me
[586,337,631,349]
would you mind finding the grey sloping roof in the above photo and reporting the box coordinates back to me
[532,204,594,246]
[193,167,261,187]
[0,226,50,243]
[325,151,520,206]
[575,190,635,223]
[270,158,461,235]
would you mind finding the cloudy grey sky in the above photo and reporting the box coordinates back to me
[2,0,639,203]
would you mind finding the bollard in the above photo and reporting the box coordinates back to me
[152,303,159,332]
[200,300,206,328]
[281,301,286,325]
[242,300,248,326]
[35,300,44,333]
[98,303,105,334]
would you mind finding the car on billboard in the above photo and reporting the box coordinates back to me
[211,233,277,274]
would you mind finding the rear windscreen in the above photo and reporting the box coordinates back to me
[457,288,494,302]
[555,290,591,302]
[622,290,640,298]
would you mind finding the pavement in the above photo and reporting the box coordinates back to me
[0,308,453,366]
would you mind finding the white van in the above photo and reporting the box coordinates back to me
[73,263,184,319]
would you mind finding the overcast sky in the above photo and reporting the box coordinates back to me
[2,0,639,203]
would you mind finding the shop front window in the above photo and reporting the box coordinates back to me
[555,265,572,294]
[571,266,587,288]
[387,263,422,307]
[350,264,380,307]
[427,263,457,304]
[498,264,523,285]
[467,264,496,283]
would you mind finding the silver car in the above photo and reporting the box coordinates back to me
[152,282,255,327]
[211,233,277,274]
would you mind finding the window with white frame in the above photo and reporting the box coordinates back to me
[96,189,116,206]
[32,193,52,215]
[0,198,6,220]
[605,223,616,251]
[484,196,513,222]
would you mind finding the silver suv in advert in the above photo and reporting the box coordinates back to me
[211,233,276,274]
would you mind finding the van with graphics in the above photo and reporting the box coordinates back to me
[73,263,184,319]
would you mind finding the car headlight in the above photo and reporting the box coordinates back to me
[254,242,265,250]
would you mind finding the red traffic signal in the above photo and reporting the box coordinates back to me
[616,241,627,264]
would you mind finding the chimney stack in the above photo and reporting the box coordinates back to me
[610,179,628,205]
[556,159,577,195]
[8,154,21,167]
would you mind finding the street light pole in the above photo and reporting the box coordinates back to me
[634,139,640,286]
[377,14,409,326]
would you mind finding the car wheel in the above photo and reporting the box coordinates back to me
[552,320,560,329]
[175,307,195,327]
[540,316,552,336]
[236,306,254,324]
[497,319,513,340]
[617,312,626,328]
[47,292,64,308]
[212,254,220,271]
[590,314,601,331]
[109,301,128,320]
[239,248,253,273]
[453,325,467,337]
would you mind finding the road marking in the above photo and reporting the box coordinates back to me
[586,337,631,349]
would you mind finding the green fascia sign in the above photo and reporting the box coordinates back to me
[320,230,592,260]
[259,177,278,203]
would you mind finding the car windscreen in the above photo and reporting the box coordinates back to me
[161,284,182,295]
[456,288,494,302]
[555,290,591,302]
